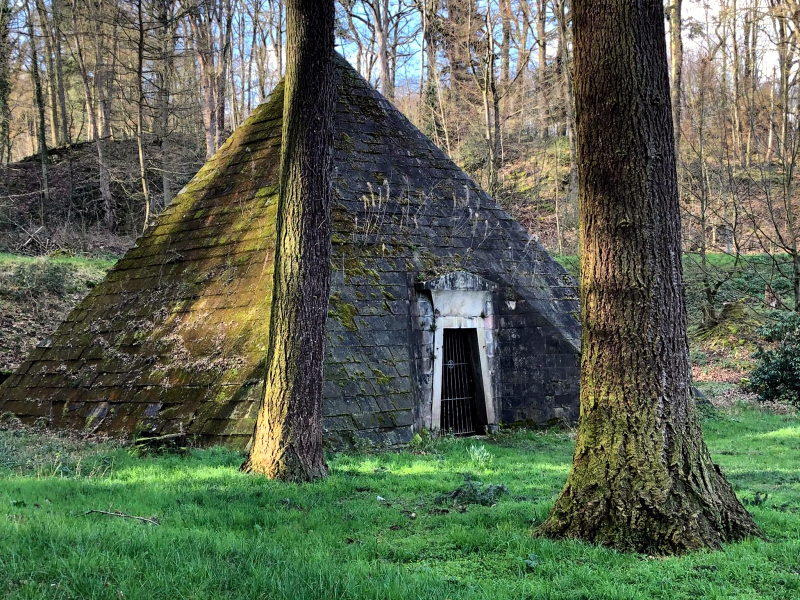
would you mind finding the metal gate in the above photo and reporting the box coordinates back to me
[440,328,479,435]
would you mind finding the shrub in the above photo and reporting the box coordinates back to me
[2,260,71,299]
[748,312,800,406]
[434,474,508,508]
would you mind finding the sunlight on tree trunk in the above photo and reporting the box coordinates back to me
[535,0,763,554]
[242,0,335,482]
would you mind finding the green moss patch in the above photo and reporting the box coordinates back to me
[329,293,358,333]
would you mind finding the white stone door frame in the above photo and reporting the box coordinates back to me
[430,313,496,432]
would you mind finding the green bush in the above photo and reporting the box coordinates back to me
[2,260,71,299]
[434,474,508,508]
[748,312,800,406]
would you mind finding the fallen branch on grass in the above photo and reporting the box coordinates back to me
[83,510,160,526]
[130,432,188,456]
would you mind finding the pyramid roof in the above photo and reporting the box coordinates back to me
[0,56,580,447]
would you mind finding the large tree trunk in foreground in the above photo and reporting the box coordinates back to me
[535,0,763,554]
[242,0,335,482]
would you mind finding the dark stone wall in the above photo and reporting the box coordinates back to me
[494,286,580,425]
[318,58,580,446]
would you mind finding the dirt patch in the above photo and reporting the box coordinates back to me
[696,382,797,415]
[0,256,114,372]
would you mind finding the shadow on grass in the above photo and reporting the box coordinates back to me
[1,413,800,599]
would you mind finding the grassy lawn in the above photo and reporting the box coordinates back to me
[1,403,799,599]
[0,253,118,271]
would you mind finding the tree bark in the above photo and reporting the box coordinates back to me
[52,0,69,145]
[27,7,50,222]
[0,0,11,164]
[135,0,150,232]
[535,0,763,554]
[242,0,335,482]
[669,0,682,164]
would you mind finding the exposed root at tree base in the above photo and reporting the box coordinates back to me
[241,443,328,483]
[534,484,765,555]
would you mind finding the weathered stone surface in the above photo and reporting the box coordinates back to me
[0,55,580,448]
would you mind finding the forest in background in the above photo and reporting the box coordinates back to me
[2,1,800,325]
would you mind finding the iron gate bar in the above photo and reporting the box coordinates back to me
[440,328,479,435]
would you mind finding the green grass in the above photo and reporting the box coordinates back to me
[0,252,118,271]
[0,253,116,302]
[2,408,799,599]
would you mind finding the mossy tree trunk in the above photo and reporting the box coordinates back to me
[535,0,763,554]
[0,0,10,163]
[242,0,335,482]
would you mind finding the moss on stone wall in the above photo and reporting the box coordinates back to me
[329,293,358,333]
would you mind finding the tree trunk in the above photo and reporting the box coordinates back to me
[535,0,763,554]
[157,0,175,208]
[136,0,150,232]
[34,0,60,146]
[730,0,743,164]
[373,0,393,101]
[669,0,682,163]
[188,7,218,160]
[536,0,547,137]
[52,0,69,145]
[242,0,335,482]
[766,67,775,164]
[555,0,577,201]
[216,0,233,149]
[201,58,217,158]
[518,0,531,116]
[27,8,50,221]
[71,0,113,228]
[274,0,283,77]
[0,0,11,164]
[90,13,112,142]
[479,11,500,196]
[500,0,511,84]
[420,0,442,142]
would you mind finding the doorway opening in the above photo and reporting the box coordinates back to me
[440,328,487,435]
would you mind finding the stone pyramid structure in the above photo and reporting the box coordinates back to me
[0,55,580,448]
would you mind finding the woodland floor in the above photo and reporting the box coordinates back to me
[0,254,115,375]
[1,390,798,599]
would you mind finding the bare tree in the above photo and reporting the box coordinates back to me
[26,4,50,225]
